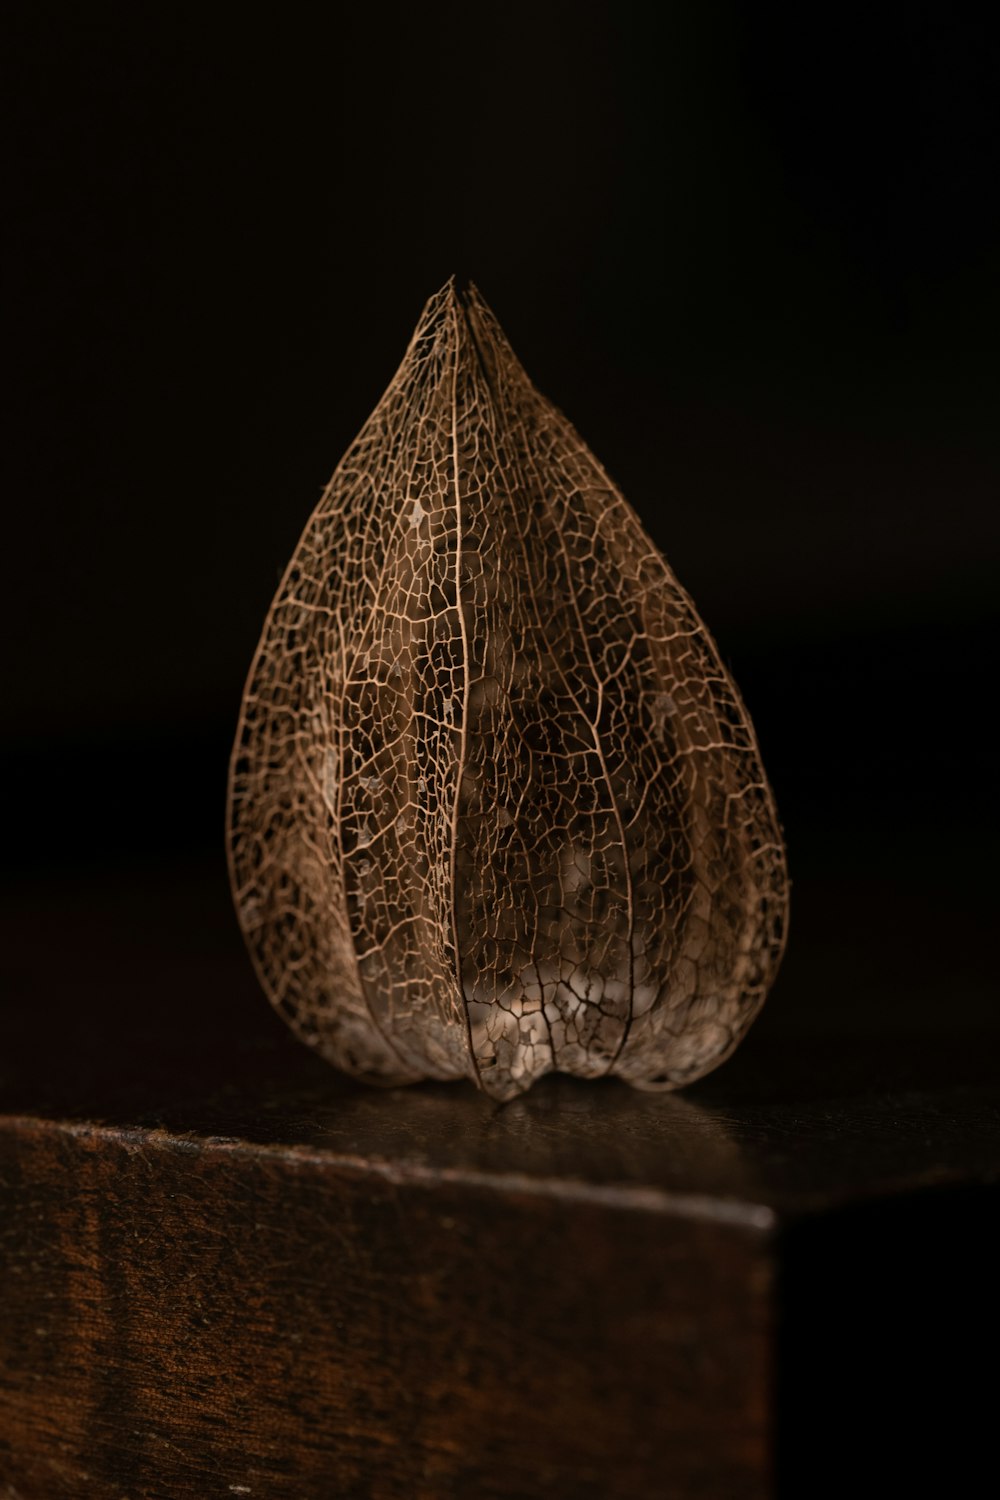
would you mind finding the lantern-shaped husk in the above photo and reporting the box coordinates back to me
[228,281,788,1100]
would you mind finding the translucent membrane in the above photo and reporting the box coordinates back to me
[227,282,789,1100]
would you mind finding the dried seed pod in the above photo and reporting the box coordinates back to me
[228,281,789,1100]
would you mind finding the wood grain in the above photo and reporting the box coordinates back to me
[0,1118,771,1499]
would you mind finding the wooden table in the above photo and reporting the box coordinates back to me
[1,859,997,1498]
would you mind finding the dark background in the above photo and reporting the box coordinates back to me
[3,2,998,1033]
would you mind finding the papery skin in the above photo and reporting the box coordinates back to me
[227,281,789,1101]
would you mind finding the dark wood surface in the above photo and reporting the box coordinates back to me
[1,858,998,1497]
